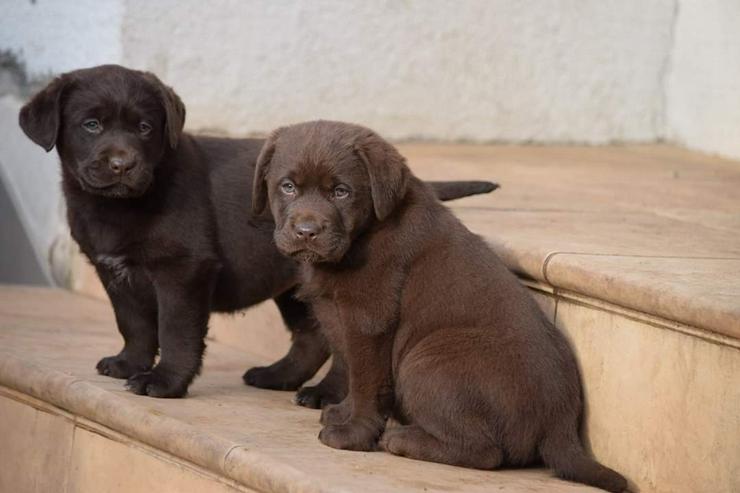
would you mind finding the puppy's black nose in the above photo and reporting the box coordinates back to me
[294,221,323,241]
[109,156,137,174]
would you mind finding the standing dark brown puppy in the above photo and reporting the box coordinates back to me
[253,120,628,493]
[18,65,496,400]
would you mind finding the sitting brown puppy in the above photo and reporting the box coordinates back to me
[252,120,628,493]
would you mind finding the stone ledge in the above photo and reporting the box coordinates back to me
[0,354,325,493]
[400,143,740,340]
[0,388,258,493]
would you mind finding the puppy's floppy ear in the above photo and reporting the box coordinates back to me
[252,129,280,215]
[354,130,409,221]
[159,84,186,149]
[19,76,69,152]
[143,72,186,149]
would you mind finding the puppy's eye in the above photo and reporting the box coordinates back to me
[139,121,153,136]
[82,119,102,133]
[280,181,296,195]
[333,185,350,199]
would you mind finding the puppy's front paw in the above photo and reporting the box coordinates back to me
[320,401,352,426]
[318,419,383,451]
[126,368,187,398]
[96,355,150,379]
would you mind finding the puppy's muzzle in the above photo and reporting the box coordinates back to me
[108,154,138,175]
[292,219,325,242]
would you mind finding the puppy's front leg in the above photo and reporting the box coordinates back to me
[127,262,217,398]
[318,331,393,451]
[95,267,158,379]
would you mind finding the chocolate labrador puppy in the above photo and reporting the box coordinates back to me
[253,120,628,493]
[18,65,496,399]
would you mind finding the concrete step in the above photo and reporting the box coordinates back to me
[9,143,739,493]
[0,286,596,493]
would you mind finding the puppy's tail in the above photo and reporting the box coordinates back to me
[427,181,499,201]
[539,423,628,493]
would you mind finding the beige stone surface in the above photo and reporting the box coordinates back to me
[0,286,597,493]
[68,427,250,493]
[396,143,740,339]
[209,302,292,363]
[547,256,740,339]
[0,394,75,493]
[2,281,738,493]
[530,288,557,323]
[555,299,740,493]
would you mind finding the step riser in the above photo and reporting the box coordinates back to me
[553,294,740,493]
[0,389,255,493]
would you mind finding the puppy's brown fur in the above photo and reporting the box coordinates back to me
[253,121,628,493]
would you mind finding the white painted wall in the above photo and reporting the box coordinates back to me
[0,0,738,284]
[0,0,124,284]
[0,0,123,76]
[665,0,740,160]
[2,0,738,153]
[0,94,63,284]
[120,0,675,144]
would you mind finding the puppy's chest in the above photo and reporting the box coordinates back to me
[70,214,149,289]
[298,268,351,303]
[95,254,139,289]
[69,207,144,253]
[299,272,363,333]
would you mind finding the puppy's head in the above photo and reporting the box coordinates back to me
[19,64,185,198]
[252,121,409,264]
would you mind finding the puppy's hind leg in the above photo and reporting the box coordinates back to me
[380,425,504,470]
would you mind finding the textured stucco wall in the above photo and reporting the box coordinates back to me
[0,94,64,284]
[0,0,123,76]
[665,0,740,160]
[2,0,739,153]
[121,0,675,143]
[0,0,125,284]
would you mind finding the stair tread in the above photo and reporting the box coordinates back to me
[399,143,740,340]
[0,285,597,493]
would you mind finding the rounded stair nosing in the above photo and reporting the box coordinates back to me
[0,351,330,493]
